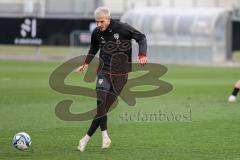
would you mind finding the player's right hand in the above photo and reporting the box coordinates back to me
[75,63,88,74]
[137,54,147,65]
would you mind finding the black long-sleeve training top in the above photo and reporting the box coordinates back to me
[84,19,147,74]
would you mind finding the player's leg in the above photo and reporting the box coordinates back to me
[78,74,128,151]
[77,73,110,151]
[96,75,114,149]
[85,74,127,149]
[96,74,128,149]
[100,74,128,148]
[228,80,240,102]
[78,92,109,152]
[77,116,99,152]
[99,92,117,149]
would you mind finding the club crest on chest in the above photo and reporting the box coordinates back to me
[114,33,119,40]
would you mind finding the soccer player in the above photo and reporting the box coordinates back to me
[228,80,240,102]
[75,7,147,152]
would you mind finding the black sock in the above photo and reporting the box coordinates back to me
[86,115,107,136]
[232,88,239,96]
[87,118,100,137]
[99,115,107,131]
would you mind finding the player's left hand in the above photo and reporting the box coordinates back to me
[137,55,147,65]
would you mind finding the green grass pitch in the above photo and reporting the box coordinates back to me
[0,60,240,160]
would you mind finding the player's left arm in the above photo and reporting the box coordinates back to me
[124,23,147,65]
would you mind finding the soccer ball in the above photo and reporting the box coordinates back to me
[13,132,31,151]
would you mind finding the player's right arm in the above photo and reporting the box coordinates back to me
[122,23,147,65]
[76,30,99,74]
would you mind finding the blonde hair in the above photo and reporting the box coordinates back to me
[94,7,110,18]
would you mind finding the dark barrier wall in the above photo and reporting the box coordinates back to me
[0,17,95,46]
[0,17,240,50]
[232,21,240,51]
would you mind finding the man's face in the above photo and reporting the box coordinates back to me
[95,16,110,32]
